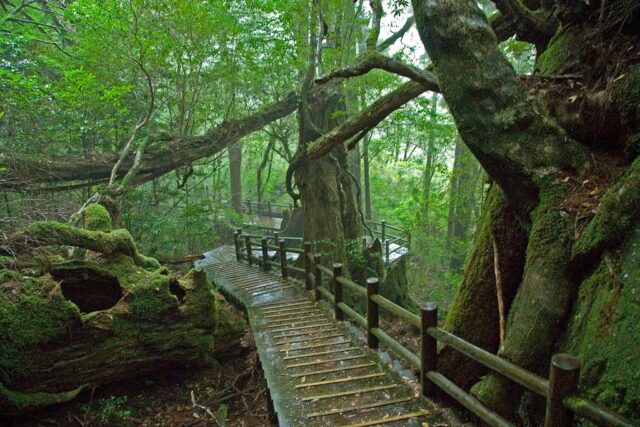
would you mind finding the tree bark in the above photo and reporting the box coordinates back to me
[363,138,372,221]
[411,0,588,417]
[228,142,242,213]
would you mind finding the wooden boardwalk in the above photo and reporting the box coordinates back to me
[197,247,434,427]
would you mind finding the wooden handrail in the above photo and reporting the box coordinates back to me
[231,231,634,427]
[304,255,634,427]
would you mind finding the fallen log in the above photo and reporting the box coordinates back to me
[0,206,246,413]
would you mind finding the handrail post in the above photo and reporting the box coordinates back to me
[245,235,253,266]
[267,201,272,218]
[279,239,288,279]
[233,231,241,261]
[366,278,379,349]
[421,302,438,397]
[245,199,252,214]
[544,353,580,427]
[261,237,270,271]
[385,239,390,264]
[313,253,322,301]
[304,241,313,291]
[381,219,386,242]
[333,263,343,321]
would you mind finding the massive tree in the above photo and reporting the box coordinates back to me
[409,0,640,422]
[283,0,639,422]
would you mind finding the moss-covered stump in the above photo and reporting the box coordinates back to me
[0,207,246,413]
[0,259,245,413]
[1,204,159,270]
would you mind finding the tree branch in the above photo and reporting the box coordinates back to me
[315,51,439,89]
[377,16,415,51]
[492,0,557,47]
[3,92,299,191]
[286,80,429,200]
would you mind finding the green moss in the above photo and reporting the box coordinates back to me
[135,253,161,270]
[535,30,576,75]
[128,275,178,320]
[0,276,80,381]
[613,66,640,125]
[83,204,112,232]
[0,268,20,283]
[560,227,640,423]
[574,156,640,261]
[0,382,85,411]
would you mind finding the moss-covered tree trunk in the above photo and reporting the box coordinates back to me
[295,89,361,268]
[412,0,640,422]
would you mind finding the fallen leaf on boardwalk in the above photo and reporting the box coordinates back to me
[422,423,430,427]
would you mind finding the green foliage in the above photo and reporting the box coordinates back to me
[81,395,133,425]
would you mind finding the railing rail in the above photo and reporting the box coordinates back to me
[367,219,411,263]
[231,229,634,427]
[240,203,412,263]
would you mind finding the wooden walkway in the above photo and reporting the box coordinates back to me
[197,247,434,427]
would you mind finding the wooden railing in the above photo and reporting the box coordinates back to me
[241,199,292,220]
[367,220,411,263]
[231,230,634,427]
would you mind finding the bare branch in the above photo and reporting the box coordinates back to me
[377,16,415,51]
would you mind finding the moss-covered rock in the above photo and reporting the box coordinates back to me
[83,204,112,233]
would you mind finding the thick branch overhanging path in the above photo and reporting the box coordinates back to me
[3,57,440,193]
[2,92,298,191]
[198,246,434,426]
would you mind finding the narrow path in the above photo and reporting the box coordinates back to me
[197,247,434,427]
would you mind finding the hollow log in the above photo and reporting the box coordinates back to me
[0,206,246,413]
[0,260,245,413]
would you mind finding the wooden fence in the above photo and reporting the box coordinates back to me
[231,230,635,427]
[241,199,292,219]
[368,220,411,263]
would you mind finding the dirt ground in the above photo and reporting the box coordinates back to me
[3,333,274,427]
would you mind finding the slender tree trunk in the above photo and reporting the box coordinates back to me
[363,138,372,221]
[256,140,274,203]
[228,142,242,213]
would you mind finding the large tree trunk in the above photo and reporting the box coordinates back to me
[413,0,640,421]
[438,185,527,390]
[295,89,361,267]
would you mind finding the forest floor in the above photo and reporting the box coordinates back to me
[3,332,274,427]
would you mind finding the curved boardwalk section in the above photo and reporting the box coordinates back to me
[198,246,434,427]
